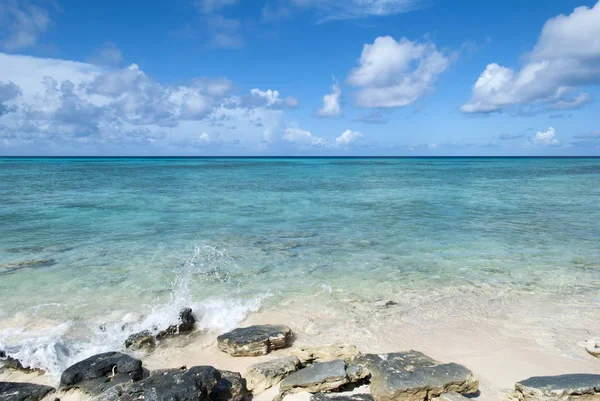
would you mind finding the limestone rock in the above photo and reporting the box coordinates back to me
[124,331,156,351]
[312,394,375,401]
[0,382,55,401]
[584,339,600,358]
[101,366,247,401]
[513,374,600,401]
[432,393,470,401]
[60,352,143,395]
[294,344,360,364]
[351,351,478,401]
[217,325,293,357]
[279,359,348,393]
[156,308,196,340]
[245,356,301,393]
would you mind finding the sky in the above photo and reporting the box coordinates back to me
[0,0,599,156]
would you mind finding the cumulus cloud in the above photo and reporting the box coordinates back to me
[283,127,327,147]
[335,129,362,147]
[532,127,560,146]
[239,89,299,109]
[317,78,342,117]
[462,1,600,114]
[0,52,293,152]
[0,0,55,50]
[347,36,450,108]
[289,0,422,22]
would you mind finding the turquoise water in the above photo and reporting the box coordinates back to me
[1,157,599,374]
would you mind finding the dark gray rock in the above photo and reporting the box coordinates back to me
[60,352,143,395]
[124,331,156,351]
[0,259,56,276]
[245,356,301,393]
[349,351,478,401]
[101,366,247,401]
[280,359,348,393]
[217,325,293,357]
[312,394,375,401]
[513,374,600,401]
[155,308,196,340]
[0,382,55,401]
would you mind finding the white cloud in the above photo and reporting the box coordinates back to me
[335,129,362,147]
[238,88,299,109]
[0,0,54,50]
[290,0,421,22]
[194,0,238,13]
[317,78,342,117]
[87,42,124,67]
[283,127,327,147]
[533,127,560,146]
[462,1,600,113]
[347,36,449,108]
[0,52,292,152]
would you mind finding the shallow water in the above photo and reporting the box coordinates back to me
[1,157,599,376]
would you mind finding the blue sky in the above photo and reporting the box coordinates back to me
[0,0,599,155]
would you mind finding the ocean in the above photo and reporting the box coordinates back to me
[1,157,599,377]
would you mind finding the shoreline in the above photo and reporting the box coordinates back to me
[2,293,600,401]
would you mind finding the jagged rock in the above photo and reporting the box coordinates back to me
[432,393,470,401]
[312,394,375,401]
[374,300,397,308]
[349,351,478,401]
[279,359,348,394]
[0,352,29,372]
[245,356,301,393]
[156,308,196,340]
[294,344,360,364]
[60,352,143,395]
[512,374,600,401]
[101,366,247,401]
[217,325,293,357]
[346,359,370,383]
[0,382,55,401]
[124,331,156,351]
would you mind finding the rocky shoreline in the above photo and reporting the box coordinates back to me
[1,308,600,401]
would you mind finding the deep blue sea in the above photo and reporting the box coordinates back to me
[1,157,599,375]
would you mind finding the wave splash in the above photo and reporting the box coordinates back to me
[0,245,266,379]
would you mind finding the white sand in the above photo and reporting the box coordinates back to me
[2,289,600,401]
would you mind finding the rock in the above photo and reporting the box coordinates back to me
[279,360,348,394]
[346,360,370,383]
[513,374,600,401]
[0,352,27,372]
[312,394,375,401]
[584,339,600,358]
[0,382,55,401]
[156,308,196,340]
[60,352,143,395]
[432,393,470,401]
[0,259,56,276]
[294,344,360,364]
[217,325,293,357]
[101,366,247,401]
[124,331,156,351]
[374,301,397,308]
[245,356,301,393]
[350,351,478,401]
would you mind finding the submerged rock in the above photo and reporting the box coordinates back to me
[312,394,375,401]
[513,374,600,401]
[217,325,293,357]
[101,366,247,401]
[294,344,360,364]
[60,352,143,395]
[349,351,478,401]
[124,331,156,351]
[245,356,301,393]
[0,259,56,276]
[0,382,55,401]
[279,359,348,394]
